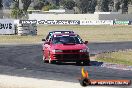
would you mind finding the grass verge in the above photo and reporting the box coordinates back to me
[96,50,132,66]
[0,25,132,43]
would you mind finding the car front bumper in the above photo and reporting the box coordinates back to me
[50,53,90,62]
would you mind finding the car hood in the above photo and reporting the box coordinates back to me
[51,44,88,50]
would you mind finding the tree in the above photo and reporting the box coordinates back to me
[11,0,32,19]
[99,0,109,12]
[63,0,75,10]
[109,0,114,12]
[21,0,32,12]
[49,4,59,9]
[11,1,23,19]
[89,0,97,13]
[33,1,45,10]
[122,0,128,14]
[115,1,121,12]
[79,0,88,13]
[55,0,60,6]
[0,0,2,9]
[33,0,50,10]
[0,0,3,18]
[128,0,132,5]
[42,4,59,11]
[78,0,97,13]
[3,0,12,8]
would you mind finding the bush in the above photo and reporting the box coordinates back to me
[42,5,50,11]
[11,8,23,19]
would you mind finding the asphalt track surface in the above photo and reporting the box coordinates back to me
[0,41,132,83]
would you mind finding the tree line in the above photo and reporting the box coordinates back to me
[1,0,130,19]
[62,0,130,14]
[32,0,130,14]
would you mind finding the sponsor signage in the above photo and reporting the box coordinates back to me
[38,20,80,25]
[80,20,113,25]
[19,20,37,24]
[79,67,131,87]
[0,19,15,34]
[20,20,114,25]
[114,21,130,25]
[19,20,80,25]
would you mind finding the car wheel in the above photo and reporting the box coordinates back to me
[43,55,48,63]
[49,58,56,64]
[48,52,51,63]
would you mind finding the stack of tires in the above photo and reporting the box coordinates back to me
[17,23,37,36]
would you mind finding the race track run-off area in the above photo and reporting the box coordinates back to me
[0,42,132,88]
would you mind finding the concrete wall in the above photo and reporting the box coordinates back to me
[28,14,99,20]
[28,13,132,21]
[99,14,132,21]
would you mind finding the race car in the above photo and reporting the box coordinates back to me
[42,31,74,42]
[42,33,90,65]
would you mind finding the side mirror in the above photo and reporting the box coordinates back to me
[42,39,46,41]
[84,41,88,44]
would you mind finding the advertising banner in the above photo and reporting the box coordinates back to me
[114,21,130,25]
[80,20,113,25]
[38,20,80,25]
[19,20,80,25]
[19,20,37,25]
[0,19,15,34]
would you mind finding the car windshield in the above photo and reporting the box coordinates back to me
[52,35,83,44]
[46,31,73,40]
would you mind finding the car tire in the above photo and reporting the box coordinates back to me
[49,58,56,64]
[48,52,51,63]
[42,50,48,63]
[43,55,48,63]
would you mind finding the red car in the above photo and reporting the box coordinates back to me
[42,33,90,65]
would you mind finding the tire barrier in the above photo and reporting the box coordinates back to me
[17,23,37,36]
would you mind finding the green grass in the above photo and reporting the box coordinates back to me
[96,50,132,66]
[0,25,132,43]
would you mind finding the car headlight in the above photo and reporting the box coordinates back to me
[52,49,63,53]
[80,48,89,52]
